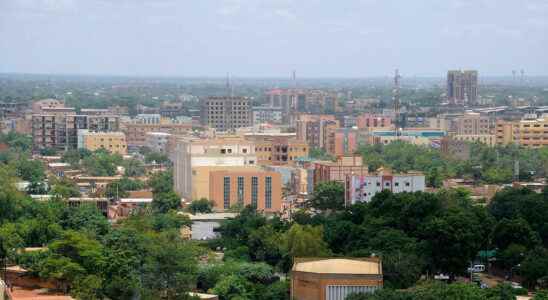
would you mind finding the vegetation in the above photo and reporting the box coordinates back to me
[358,141,548,186]
[187,198,215,214]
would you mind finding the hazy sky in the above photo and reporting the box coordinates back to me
[1,0,547,77]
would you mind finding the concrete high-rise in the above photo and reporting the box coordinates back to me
[201,96,251,132]
[447,70,478,105]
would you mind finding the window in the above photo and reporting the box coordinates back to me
[221,149,226,154]
[237,176,244,204]
[405,182,410,187]
[376,182,380,187]
[395,182,399,187]
[385,182,390,187]
[265,176,272,209]
[243,148,247,154]
[223,177,231,209]
[251,177,258,208]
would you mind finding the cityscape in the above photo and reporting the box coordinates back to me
[1,1,548,300]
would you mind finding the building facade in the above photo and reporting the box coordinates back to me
[122,118,193,147]
[296,114,339,150]
[355,113,393,130]
[252,106,283,125]
[79,131,127,155]
[173,137,257,200]
[447,70,478,105]
[145,132,172,154]
[201,96,251,132]
[209,169,282,212]
[496,117,548,148]
[246,134,308,166]
[345,169,425,204]
[314,156,368,186]
[291,258,383,300]
[455,112,491,135]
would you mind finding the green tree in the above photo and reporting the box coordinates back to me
[187,198,215,214]
[123,158,145,177]
[521,247,548,288]
[152,191,181,213]
[283,224,330,259]
[308,181,345,211]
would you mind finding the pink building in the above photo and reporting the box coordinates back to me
[327,128,360,157]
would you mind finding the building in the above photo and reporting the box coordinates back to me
[291,257,383,300]
[369,129,446,146]
[314,156,367,186]
[325,127,368,156]
[496,117,548,148]
[252,106,283,125]
[356,113,393,130]
[455,112,491,135]
[201,96,251,132]
[32,112,120,151]
[245,134,308,166]
[209,169,282,212]
[145,132,172,154]
[296,114,339,150]
[447,70,478,105]
[345,169,425,204]
[79,131,127,155]
[452,134,496,146]
[160,101,187,118]
[173,137,257,200]
[265,88,304,124]
[122,117,194,147]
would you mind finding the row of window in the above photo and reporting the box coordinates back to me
[223,176,272,209]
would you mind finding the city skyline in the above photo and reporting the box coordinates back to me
[1,0,548,77]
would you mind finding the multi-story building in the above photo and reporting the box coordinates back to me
[201,96,251,132]
[79,131,127,155]
[160,101,186,118]
[173,137,257,200]
[455,112,490,135]
[356,113,393,130]
[345,169,425,204]
[122,117,193,147]
[447,70,478,105]
[252,106,283,125]
[325,128,368,157]
[245,133,308,166]
[209,168,282,212]
[496,117,548,148]
[314,156,368,186]
[296,114,339,150]
[32,111,120,151]
[440,137,471,160]
[144,132,172,154]
[452,134,496,146]
[265,89,305,124]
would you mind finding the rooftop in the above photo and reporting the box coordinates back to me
[292,258,382,275]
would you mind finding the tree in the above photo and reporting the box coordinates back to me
[60,204,110,236]
[492,218,540,250]
[82,151,122,176]
[212,275,253,300]
[152,191,181,213]
[187,198,214,214]
[283,224,330,259]
[308,181,345,211]
[521,247,548,288]
[123,159,145,177]
[149,170,174,194]
[534,290,548,300]
[14,156,45,182]
[50,178,81,199]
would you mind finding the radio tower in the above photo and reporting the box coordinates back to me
[291,70,297,88]
[393,69,402,137]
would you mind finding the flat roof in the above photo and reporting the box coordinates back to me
[293,258,382,275]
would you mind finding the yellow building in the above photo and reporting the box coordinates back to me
[496,118,548,148]
[81,131,127,154]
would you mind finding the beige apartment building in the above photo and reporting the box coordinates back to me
[200,96,251,132]
[455,112,491,135]
[244,133,308,166]
[496,117,548,148]
[80,131,127,155]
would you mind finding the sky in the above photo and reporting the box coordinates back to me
[1,0,547,78]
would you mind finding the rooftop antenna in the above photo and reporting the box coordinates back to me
[292,70,297,88]
[393,69,402,137]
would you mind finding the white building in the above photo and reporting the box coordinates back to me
[173,137,257,200]
[345,168,425,204]
[145,132,172,154]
